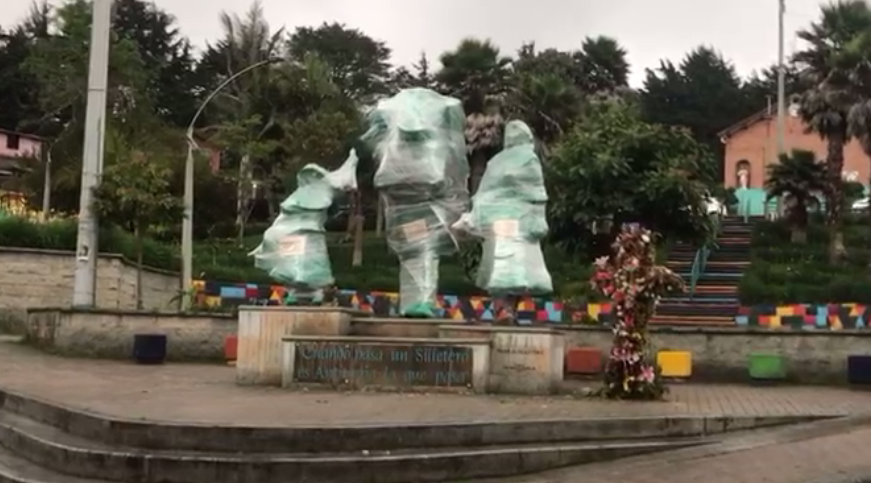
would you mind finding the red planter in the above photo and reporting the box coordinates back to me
[565,347,603,375]
[224,335,238,361]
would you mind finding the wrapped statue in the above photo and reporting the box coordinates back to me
[361,88,470,318]
[453,120,552,313]
[249,150,359,303]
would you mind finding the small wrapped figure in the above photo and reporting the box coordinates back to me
[454,120,552,311]
[249,150,359,303]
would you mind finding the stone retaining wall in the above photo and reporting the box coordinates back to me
[0,248,180,333]
[566,326,871,384]
[26,308,234,361]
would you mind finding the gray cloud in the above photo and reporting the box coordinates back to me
[2,0,827,86]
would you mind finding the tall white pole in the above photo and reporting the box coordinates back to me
[774,0,787,218]
[72,0,112,307]
[776,0,787,155]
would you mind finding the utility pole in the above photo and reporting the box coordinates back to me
[776,0,787,155]
[774,0,787,219]
[72,0,112,307]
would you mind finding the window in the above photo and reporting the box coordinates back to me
[5,134,20,151]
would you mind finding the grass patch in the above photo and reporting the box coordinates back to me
[738,215,871,305]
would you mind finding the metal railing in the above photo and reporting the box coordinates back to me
[688,213,721,301]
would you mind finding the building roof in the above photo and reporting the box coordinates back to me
[0,128,43,141]
[717,108,774,140]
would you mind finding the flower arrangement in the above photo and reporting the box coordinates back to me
[590,225,685,400]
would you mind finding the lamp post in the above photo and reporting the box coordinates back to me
[180,58,280,308]
[71,0,113,307]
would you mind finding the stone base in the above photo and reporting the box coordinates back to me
[236,306,366,386]
[350,317,457,338]
[439,325,565,394]
[281,335,490,393]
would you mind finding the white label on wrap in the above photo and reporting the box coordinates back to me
[401,219,429,242]
[492,219,519,238]
[278,235,306,256]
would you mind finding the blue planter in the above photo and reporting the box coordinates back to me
[847,355,871,385]
[133,334,167,365]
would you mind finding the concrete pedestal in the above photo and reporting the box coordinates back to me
[236,306,363,385]
[439,325,565,394]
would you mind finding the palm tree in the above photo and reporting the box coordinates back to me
[765,150,828,244]
[575,36,630,94]
[793,0,871,262]
[436,39,512,194]
[204,1,285,242]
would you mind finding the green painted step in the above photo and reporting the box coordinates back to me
[748,353,787,380]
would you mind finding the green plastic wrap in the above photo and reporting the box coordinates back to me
[249,150,359,290]
[453,120,553,295]
[362,88,470,317]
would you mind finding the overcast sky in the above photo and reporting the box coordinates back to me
[2,0,829,86]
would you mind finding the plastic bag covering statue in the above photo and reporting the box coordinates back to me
[454,120,552,295]
[249,150,359,292]
[362,88,470,317]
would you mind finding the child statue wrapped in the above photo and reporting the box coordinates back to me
[361,88,470,318]
[249,150,359,304]
[453,120,553,320]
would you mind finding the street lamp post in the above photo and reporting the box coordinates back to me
[180,58,279,308]
[71,0,113,307]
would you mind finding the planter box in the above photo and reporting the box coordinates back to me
[748,353,786,380]
[657,351,692,378]
[133,334,167,365]
[224,335,238,361]
[847,355,871,385]
[565,347,603,375]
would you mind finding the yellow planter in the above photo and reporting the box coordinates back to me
[657,351,692,378]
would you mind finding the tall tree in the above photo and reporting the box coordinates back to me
[640,46,754,180]
[437,38,512,193]
[548,99,716,256]
[287,22,392,104]
[112,0,199,127]
[793,0,871,262]
[0,1,51,131]
[508,43,583,148]
[575,35,630,93]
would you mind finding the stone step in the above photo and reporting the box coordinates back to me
[656,304,739,317]
[0,409,700,483]
[0,444,110,483]
[649,315,735,327]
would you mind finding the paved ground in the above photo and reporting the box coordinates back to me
[1,340,871,426]
[3,339,871,482]
[466,423,871,483]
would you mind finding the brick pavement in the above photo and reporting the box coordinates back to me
[464,423,871,483]
[1,339,870,426]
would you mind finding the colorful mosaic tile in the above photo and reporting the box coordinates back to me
[734,304,871,330]
[192,281,871,330]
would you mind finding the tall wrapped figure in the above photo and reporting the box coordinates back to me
[361,88,470,318]
[453,120,552,311]
[249,150,359,303]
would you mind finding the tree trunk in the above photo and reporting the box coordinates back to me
[352,190,364,267]
[790,227,807,244]
[826,135,847,263]
[236,154,252,245]
[375,195,384,236]
[469,150,488,196]
[134,224,144,310]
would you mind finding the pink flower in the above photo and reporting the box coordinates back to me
[640,365,655,383]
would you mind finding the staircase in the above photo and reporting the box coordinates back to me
[651,216,757,327]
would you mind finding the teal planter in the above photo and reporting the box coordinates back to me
[748,353,786,380]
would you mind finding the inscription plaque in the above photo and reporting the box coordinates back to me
[293,342,473,388]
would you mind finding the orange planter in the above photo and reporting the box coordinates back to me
[224,335,238,361]
[565,347,603,375]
